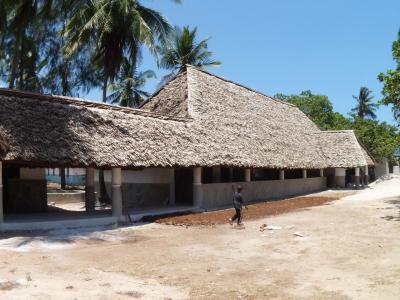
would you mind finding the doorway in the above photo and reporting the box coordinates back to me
[174,168,193,205]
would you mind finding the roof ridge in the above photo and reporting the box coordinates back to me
[0,88,190,122]
[185,65,297,108]
[317,130,354,133]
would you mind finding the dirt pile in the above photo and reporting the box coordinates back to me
[145,196,339,226]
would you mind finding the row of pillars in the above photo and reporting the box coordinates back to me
[0,164,124,224]
[334,166,369,188]
[192,167,323,207]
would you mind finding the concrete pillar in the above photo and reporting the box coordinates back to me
[244,168,251,182]
[111,168,123,219]
[85,167,96,212]
[320,169,324,177]
[279,170,285,181]
[302,169,307,179]
[335,168,346,188]
[212,167,221,183]
[0,162,3,223]
[385,160,390,175]
[364,165,369,186]
[354,167,360,188]
[169,168,175,205]
[393,165,400,175]
[193,167,203,208]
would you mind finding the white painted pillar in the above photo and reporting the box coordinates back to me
[85,167,95,212]
[354,167,360,188]
[279,170,285,181]
[335,168,346,188]
[169,168,175,205]
[302,169,307,179]
[320,169,324,177]
[244,168,251,182]
[364,165,369,186]
[111,168,123,219]
[193,167,203,208]
[0,162,3,223]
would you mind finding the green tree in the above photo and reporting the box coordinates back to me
[275,90,336,130]
[108,58,155,108]
[158,25,221,83]
[64,0,175,202]
[351,87,378,119]
[352,118,400,161]
[0,0,52,91]
[378,30,400,124]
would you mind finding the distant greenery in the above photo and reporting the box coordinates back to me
[351,87,378,119]
[378,30,400,124]
[275,90,400,160]
[275,90,352,130]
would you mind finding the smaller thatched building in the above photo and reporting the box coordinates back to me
[0,66,375,229]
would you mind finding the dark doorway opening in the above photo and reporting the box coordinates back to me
[175,168,193,205]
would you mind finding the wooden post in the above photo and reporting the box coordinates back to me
[85,167,95,212]
[112,168,123,219]
[279,170,285,181]
[302,169,307,179]
[320,169,324,177]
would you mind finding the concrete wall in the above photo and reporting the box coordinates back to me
[95,168,174,209]
[375,159,390,178]
[46,168,86,176]
[201,177,327,209]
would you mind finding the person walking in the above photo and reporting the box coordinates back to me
[229,185,247,226]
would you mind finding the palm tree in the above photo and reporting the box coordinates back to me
[158,25,221,83]
[64,0,175,202]
[108,58,155,108]
[352,87,378,119]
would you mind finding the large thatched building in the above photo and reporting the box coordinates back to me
[0,66,374,228]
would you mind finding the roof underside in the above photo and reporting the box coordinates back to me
[0,66,374,169]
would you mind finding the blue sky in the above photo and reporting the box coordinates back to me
[90,0,399,124]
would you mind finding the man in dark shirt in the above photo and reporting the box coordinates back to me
[229,185,246,226]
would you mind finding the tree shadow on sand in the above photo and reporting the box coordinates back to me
[381,197,400,222]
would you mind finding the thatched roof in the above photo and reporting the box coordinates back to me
[314,130,375,168]
[0,126,9,157]
[0,66,373,169]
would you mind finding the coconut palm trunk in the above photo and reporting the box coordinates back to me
[98,71,111,204]
[9,29,22,89]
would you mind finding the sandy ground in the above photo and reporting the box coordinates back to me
[0,176,399,300]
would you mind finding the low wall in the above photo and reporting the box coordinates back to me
[100,182,171,210]
[201,177,327,209]
[47,190,86,204]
